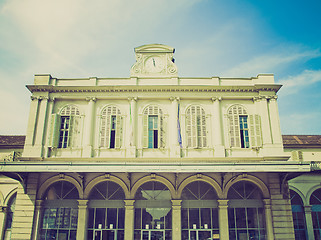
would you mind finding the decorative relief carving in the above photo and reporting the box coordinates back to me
[85,97,97,102]
[211,97,222,102]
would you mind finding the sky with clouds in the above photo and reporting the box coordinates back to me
[0,0,320,135]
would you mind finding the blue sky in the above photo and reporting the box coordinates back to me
[0,0,320,135]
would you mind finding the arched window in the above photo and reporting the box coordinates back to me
[134,181,172,239]
[290,190,307,240]
[48,105,82,149]
[39,181,79,240]
[3,193,16,240]
[228,181,266,240]
[310,188,321,239]
[186,106,207,148]
[87,181,125,240]
[99,106,123,149]
[181,181,219,240]
[227,105,262,148]
[143,106,165,149]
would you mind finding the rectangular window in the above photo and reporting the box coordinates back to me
[239,116,250,148]
[148,116,158,148]
[58,116,71,148]
[110,116,116,148]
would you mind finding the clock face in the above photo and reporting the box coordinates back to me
[145,56,165,73]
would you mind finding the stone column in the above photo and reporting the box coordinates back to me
[304,205,315,240]
[128,97,137,157]
[211,97,224,157]
[218,200,229,239]
[124,200,135,240]
[171,200,182,240]
[0,206,7,240]
[263,199,274,240]
[31,200,43,240]
[268,96,283,145]
[76,200,89,240]
[170,97,180,157]
[83,97,96,157]
[255,96,272,146]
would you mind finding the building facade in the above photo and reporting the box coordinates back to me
[0,44,317,240]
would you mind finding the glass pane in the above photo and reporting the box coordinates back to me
[134,230,141,240]
[88,208,94,228]
[198,230,211,240]
[201,208,211,229]
[235,208,246,228]
[57,230,68,240]
[95,208,106,229]
[212,208,219,229]
[135,209,141,229]
[228,208,235,228]
[102,230,115,240]
[117,230,124,240]
[70,230,77,240]
[190,231,197,240]
[151,231,163,240]
[165,209,172,230]
[87,230,93,240]
[165,230,172,240]
[46,229,57,240]
[107,208,117,229]
[118,208,125,229]
[95,230,101,240]
[142,231,149,240]
[142,209,152,230]
[182,230,188,240]
[247,208,257,228]
[181,209,188,229]
[237,230,248,240]
[189,209,199,229]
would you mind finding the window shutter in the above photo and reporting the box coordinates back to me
[228,114,241,148]
[186,108,192,148]
[115,115,122,148]
[200,110,207,148]
[159,114,166,148]
[249,114,262,147]
[142,114,149,148]
[48,114,60,148]
[68,116,74,148]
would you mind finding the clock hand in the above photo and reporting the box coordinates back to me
[153,58,155,67]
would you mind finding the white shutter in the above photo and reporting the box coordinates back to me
[142,114,149,148]
[115,115,122,148]
[249,114,262,147]
[48,114,60,148]
[186,108,192,148]
[201,112,207,147]
[228,114,241,148]
[159,114,166,148]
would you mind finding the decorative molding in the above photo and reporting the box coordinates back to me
[211,97,222,102]
[85,97,97,102]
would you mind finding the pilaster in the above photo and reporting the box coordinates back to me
[304,205,315,240]
[263,199,274,240]
[211,97,224,157]
[83,97,96,157]
[171,200,182,240]
[0,206,7,240]
[76,200,89,240]
[31,200,43,240]
[170,97,180,157]
[127,97,137,157]
[217,199,229,239]
[268,96,283,146]
[124,200,135,240]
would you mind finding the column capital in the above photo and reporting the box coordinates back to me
[49,97,56,102]
[170,97,180,102]
[263,199,271,208]
[211,97,222,102]
[171,199,182,206]
[85,97,97,102]
[30,96,38,101]
[304,205,312,213]
[268,95,278,101]
[35,200,44,208]
[217,199,229,207]
[77,199,89,208]
[124,199,135,206]
[128,97,137,102]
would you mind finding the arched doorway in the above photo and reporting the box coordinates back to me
[310,188,321,239]
[290,189,307,240]
[227,181,266,240]
[134,181,172,240]
[39,181,79,240]
[87,181,125,240]
[181,181,219,240]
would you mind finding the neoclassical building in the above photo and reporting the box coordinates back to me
[0,44,319,240]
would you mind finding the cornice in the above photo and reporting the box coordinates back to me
[26,84,282,94]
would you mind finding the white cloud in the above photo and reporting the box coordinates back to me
[221,47,321,77]
[279,69,321,95]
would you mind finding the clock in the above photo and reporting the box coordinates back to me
[145,56,165,73]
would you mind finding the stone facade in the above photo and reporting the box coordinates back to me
[0,44,318,240]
